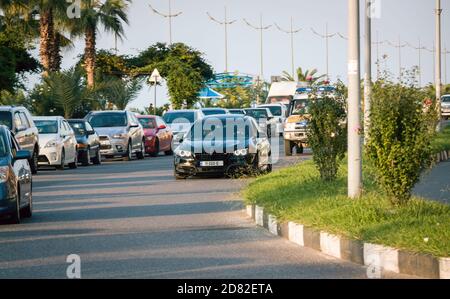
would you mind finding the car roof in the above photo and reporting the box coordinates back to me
[202,108,227,110]
[165,109,199,113]
[137,115,157,118]
[202,114,250,121]
[33,116,63,120]
[68,119,86,122]
[0,106,26,111]
[90,110,127,114]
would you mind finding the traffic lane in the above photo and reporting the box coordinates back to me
[0,154,414,278]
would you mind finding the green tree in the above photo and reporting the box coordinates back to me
[71,0,130,88]
[281,67,326,85]
[96,77,142,110]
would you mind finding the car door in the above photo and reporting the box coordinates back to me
[156,117,168,150]
[128,112,142,151]
[10,132,31,208]
[13,111,28,151]
[85,121,99,157]
[18,111,34,152]
[60,120,72,161]
[64,120,77,162]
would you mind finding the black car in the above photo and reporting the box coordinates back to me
[0,125,33,224]
[68,119,102,166]
[174,115,272,179]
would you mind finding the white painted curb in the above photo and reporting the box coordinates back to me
[255,206,264,227]
[246,205,253,218]
[439,257,450,279]
[288,222,304,246]
[268,215,278,236]
[364,243,399,274]
[320,232,341,259]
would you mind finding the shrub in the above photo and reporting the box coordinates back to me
[366,81,434,205]
[307,92,347,181]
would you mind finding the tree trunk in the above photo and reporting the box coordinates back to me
[85,26,96,88]
[51,33,62,72]
[39,8,55,76]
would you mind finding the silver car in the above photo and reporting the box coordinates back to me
[86,111,145,160]
[163,110,204,149]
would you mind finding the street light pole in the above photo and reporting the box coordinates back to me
[275,17,302,80]
[207,7,237,73]
[244,14,272,81]
[435,0,442,130]
[364,0,372,144]
[311,24,336,81]
[348,0,362,198]
[149,0,183,45]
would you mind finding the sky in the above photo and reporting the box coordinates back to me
[29,0,450,110]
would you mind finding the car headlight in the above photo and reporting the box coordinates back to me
[175,149,193,158]
[45,140,58,148]
[112,133,127,139]
[234,148,248,156]
[0,166,9,183]
[146,136,154,141]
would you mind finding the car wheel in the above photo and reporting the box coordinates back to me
[69,153,78,169]
[81,149,90,166]
[57,150,65,171]
[284,140,293,156]
[174,170,188,180]
[123,142,132,161]
[136,139,145,160]
[165,139,174,156]
[265,152,273,173]
[22,191,32,219]
[92,149,102,165]
[9,191,20,224]
[30,148,38,174]
[150,139,159,157]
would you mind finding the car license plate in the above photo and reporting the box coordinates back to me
[200,161,224,167]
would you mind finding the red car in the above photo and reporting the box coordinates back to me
[137,115,173,157]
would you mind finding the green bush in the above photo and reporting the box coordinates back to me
[307,93,347,181]
[366,81,434,205]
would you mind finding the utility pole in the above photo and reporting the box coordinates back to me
[275,17,302,80]
[364,0,372,144]
[387,37,407,82]
[436,0,442,130]
[244,14,272,81]
[347,0,362,198]
[207,7,237,73]
[311,24,336,81]
[149,0,183,45]
[444,46,449,85]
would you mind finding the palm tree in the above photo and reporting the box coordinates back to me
[43,67,94,119]
[281,67,327,85]
[72,0,130,88]
[97,77,142,110]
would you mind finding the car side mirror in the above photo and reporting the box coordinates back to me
[158,124,166,130]
[130,123,139,128]
[14,150,31,161]
[87,130,96,135]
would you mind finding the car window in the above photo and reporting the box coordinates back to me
[163,112,195,124]
[245,109,268,119]
[19,112,30,128]
[442,96,450,103]
[9,133,20,156]
[63,121,73,134]
[0,111,13,129]
[260,106,282,116]
[138,118,156,129]
[35,120,59,134]
[70,122,86,136]
[14,112,23,128]
[85,122,93,132]
[0,131,8,157]
[89,113,127,128]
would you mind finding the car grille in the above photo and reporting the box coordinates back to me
[100,144,112,150]
[195,153,231,161]
[99,136,110,141]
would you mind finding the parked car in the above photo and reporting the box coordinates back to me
[163,110,204,149]
[257,103,288,136]
[137,115,173,157]
[173,114,272,179]
[86,111,145,160]
[441,95,450,120]
[0,125,33,224]
[228,109,246,115]
[34,116,78,170]
[244,108,277,138]
[68,119,102,166]
[201,108,230,116]
[0,106,39,174]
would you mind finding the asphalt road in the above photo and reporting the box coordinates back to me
[0,143,413,279]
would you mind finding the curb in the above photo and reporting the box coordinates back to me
[245,206,449,279]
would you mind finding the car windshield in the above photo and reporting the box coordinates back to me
[260,106,282,116]
[290,100,310,115]
[245,109,268,119]
[35,120,58,134]
[69,122,86,136]
[89,113,127,128]
[202,109,227,116]
[138,118,156,129]
[187,118,255,141]
[0,131,8,157]
[442,96,450,103]
[229,110,245,115]
[163,112,195,124]
[0,111,12,130]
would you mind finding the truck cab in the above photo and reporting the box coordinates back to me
[283,86,337,155]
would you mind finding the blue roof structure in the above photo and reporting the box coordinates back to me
[206,72,254,89]
[198,87,224,99]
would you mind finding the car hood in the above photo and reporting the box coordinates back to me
[94,127,127,137]
[39,134,61,147]
[75,135,88,144]
[167,123,191,134]
[179,139,252,154]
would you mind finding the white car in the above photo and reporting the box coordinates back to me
[258,103,288,136]
[33,116,78,170]
[163,110,204,149]
[441,95,450,119]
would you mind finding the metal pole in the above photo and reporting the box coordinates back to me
[326,23,329,80]
[260,14,264,79]
[154,84,157,115]
[418,39,422,87]
[224,7,228,72]
[398,35,402,82]
[376,31,380,80]
[364,0,372,144]
[348,0,362,198]
[445,46,448,85]
[436,0,442,130]
[290,17,295,79]
[168,0,172,45]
